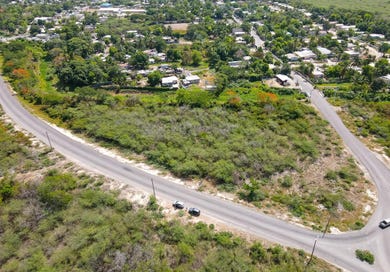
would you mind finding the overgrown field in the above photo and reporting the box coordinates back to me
[294,0,390,18]
[33,86,373,230]
[0,112,339,272]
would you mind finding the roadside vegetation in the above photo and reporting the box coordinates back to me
[327,98,390,157]
[0,112,339,271]
[317,55,390,157]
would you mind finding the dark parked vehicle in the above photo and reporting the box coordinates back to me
[379,218,390,229]
[172,200,185,209]
[188,207,201,216]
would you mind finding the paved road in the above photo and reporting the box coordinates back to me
[292,72,390,270]
[0,75,389,271]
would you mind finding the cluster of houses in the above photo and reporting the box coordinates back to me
[258,2,389,84]
[2,0,389,89]
[161,74,201,88]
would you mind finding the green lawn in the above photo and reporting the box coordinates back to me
[297,0,390,17]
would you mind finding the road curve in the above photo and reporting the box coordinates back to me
[0,75,389,272]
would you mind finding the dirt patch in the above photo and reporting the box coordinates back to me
[164,23,189,32]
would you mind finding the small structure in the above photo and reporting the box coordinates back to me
[317,46,332,57]
[275,74,291,86]
[312,68,324,78]
[294,49,316,60]
[286,53,299,62]
[235,36,246,44]
[344,50,360,57]
[369,34,385,40]
[228,61,243,68]
[232,28,245,36]
[161,76,179,89]
[183,75,200,86]
[380,74,390,85]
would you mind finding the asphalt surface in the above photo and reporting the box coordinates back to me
[1,73,389,271]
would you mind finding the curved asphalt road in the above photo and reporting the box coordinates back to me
[1,75,389,271]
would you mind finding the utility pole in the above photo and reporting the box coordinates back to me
[322,214,332,238]
[304,239,317,272]
[151,178,156,197]
[45,131,53,150]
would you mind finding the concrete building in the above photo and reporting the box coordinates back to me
[317,46,332,57]
[380,74,390,84]
[185,75,200,84]
[232,28,245,36]
[161,76,179,88]
[228,61,243,68]
[275,74,291,86]
[294,49,316,60]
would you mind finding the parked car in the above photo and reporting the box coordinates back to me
[172,200,184,209]
[379,218,390,229]
[188,207,201,216]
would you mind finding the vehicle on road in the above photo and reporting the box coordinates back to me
[188,207,200,216]
[379,218,390,229]
[172,200,184,209]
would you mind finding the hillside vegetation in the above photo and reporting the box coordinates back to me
[0,111,339,272]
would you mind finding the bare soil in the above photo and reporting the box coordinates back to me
[164,23,189,32]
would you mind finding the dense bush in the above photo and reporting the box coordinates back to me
[49,89,328,188]
[0,171,336,272]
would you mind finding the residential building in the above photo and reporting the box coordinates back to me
[275,74,291,86]
[294,49,316,60]
[161,76,179,88]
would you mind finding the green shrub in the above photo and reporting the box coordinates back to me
[79,189,116,208]
[0,175,18,203]
[214,231,234,248]
[280,176,293,188]
[37,170,78,210]
[355,249,374,264]
[250,242,267,263]
[351,221,364,230]
[337,168,358,183]
[147,195,159,211]
[176,88,213,108]
[239,179,267,203]
[325,170,338,181]
[342,200,355,211]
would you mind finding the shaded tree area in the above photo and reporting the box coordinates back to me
[1,39,124,92]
